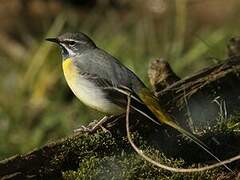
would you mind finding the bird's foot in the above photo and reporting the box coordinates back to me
[74,116,111,134]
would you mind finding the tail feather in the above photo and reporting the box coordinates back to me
[137,88,232,172]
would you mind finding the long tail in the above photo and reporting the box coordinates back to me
[137,88,232,172]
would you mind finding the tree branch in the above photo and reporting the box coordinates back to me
[1,55,240,179]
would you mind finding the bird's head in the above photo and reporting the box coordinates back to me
[46,32,96,59]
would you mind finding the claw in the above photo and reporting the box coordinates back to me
[73,125,92,133]
[73,116,111,134]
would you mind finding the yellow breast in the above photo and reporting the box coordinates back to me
[62,58,124,115]
[62,58,77,82]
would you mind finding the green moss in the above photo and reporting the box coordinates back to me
[61,123,239,179]
[62,144,229,180]
[16,113,234,179]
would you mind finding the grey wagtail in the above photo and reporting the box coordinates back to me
[46,32,230,170]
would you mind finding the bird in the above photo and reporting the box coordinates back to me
[46,32,230,170]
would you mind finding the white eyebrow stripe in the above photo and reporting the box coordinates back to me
[64,39,87,44]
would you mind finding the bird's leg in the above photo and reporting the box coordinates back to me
[74,116,111,134]
[104,114,125,128]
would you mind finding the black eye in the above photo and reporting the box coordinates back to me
[67,41,76,46]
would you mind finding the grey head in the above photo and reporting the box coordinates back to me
[46,32,96,59]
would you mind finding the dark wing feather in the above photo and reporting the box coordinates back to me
[78,72,143,108]
[78,72,160,125]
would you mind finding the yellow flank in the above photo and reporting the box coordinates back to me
[62,58,124,115]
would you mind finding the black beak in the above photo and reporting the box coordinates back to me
[45,38,59,43]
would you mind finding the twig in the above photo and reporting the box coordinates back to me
[125,93,240,173]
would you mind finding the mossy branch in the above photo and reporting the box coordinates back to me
[1,55,240,179]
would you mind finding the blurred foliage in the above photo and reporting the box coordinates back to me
[0,0,240,161]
